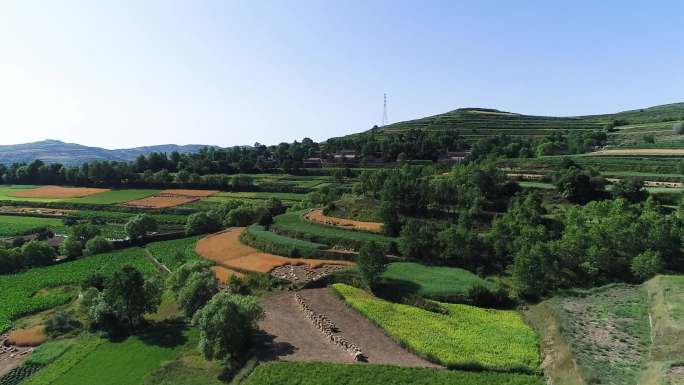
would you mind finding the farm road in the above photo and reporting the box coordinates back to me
[256,287,439,368]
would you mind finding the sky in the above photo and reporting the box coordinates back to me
[1,0,683,149]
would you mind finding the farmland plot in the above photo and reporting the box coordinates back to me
[331,284,540,372]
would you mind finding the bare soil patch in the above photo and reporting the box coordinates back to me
[195,228,352,276]
[210,266,243,284]
[256,288,439,367]
[123,195,197,209]
[9,186,109,199]
[6,326,47,347]
[0,333,32,377]
[0,206,74,217]
[123,189,218,208]
[304,209,383,233]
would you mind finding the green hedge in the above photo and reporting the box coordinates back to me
[240,224,326,259]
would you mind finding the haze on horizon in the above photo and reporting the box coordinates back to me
[1,0,683,149]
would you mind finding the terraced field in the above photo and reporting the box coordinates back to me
[67,189,160,204]
[0,215,66,236]
[272,210,397,250]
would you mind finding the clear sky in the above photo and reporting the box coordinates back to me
[1,0,683,148]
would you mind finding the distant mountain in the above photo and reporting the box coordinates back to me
[0,140,216,166]
[338,102,684,143]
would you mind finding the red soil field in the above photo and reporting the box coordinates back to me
[304,209,384,233]
[123,189,218,208]
[195,228,353,274]
[211,266,243,284]
[9,186,109,199]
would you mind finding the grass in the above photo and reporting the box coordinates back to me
[331,284,540,372]
[0,215,66,236]
[26,341,72,366]
[145,235,204,270]
[341,262,494,301]
[67,189,160,204]
[326,196,381,222]
[273,210,396,250]
[0,247,156,334]
[518,181,555,190]
[22,335,106,385]
[549,283,650,385]
[46,327,188,385]
[242,362,545,385]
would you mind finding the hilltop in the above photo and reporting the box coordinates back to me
[0,140,216,165]
[349,102,684,144]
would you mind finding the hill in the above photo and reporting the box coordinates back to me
[0,140,215,165]
[352,103,684,143]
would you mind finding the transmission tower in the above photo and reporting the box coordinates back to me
[382,93,388,126]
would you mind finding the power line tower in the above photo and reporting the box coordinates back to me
[382,93,388,126]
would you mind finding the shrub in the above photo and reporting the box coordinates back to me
[45,311,81,336]
[60,238,82,259]
[185,212,222,235]
[673,121,684,134]
[84,236,113,256]
[631,250,663,281]
[239,225,325,259]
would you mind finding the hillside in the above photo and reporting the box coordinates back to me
[355,103,684,143]
[0,140,215,165]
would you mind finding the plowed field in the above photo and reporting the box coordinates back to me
[8,186,109,199]
[304,209,383,233]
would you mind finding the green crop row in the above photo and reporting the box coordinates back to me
[0,215,66,237]
[240,224,326,259]
[144,236,203,270]
[272,210,396,251]
[242,362,544,385]
[331,284,540,373]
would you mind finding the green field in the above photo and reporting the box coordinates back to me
[242,362,545,385]
[241,224,327,258]
[342,262,495,301]
[145,235,204,270]
[0,215,66,236]
[272,210,396,249]
[331,284,540,372]
[207,191,308,202]
[518,181,555,190]
[67,189,160,204]
[0,247,155,334]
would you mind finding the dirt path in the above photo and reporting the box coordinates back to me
[256,288,439,368]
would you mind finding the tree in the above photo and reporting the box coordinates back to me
[438,224,483,269]
[192,292,263,369]
[84,236,113,255]
[21,240,55,267]
[60,238,83,259]
[631,250,664,282]
[643,134,655,144]
[554,167,603,204]
[357,242,386,289]
[398,220,437,260]
[0,248,22,274]
[89,266,162,329]
[611,177,648,203]
[68,223,101,246]
[125,214,158,241]
[185,212,222,235]
[167,262,219,317]
[673,121,684,134]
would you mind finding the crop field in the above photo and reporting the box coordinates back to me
[195,228,352,273]
[0,215,66,237]
[45,328,188,385]
[548,284,650,385]
[0,186,66,203]
[331,284,540,372]
[342,262,495,301]
[67,189,160,204]
[0,247,155,334]
[243,362,544,385]
[8,186,110,199]
[206,191,308,202]
[325,196,381,222]
[304,209,383,233]
[272,210,396,249]
[241,224,327,258]
[145,235,204,270]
